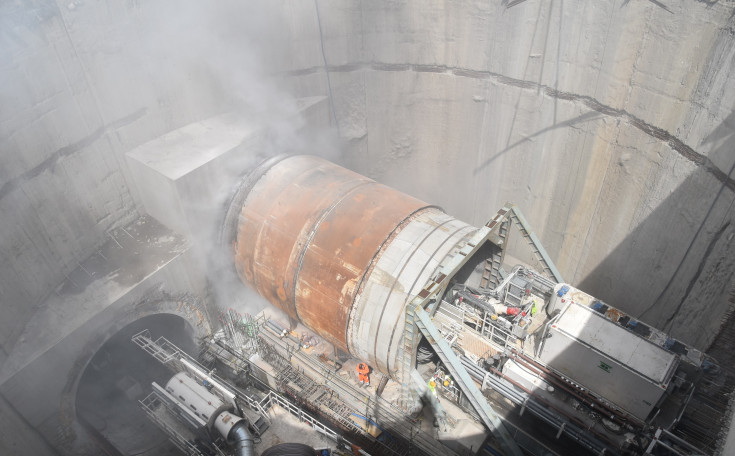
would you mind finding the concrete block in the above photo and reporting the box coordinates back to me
[125,97,329,242]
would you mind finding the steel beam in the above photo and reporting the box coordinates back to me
[507,205,564,283]
[413,305,523,456]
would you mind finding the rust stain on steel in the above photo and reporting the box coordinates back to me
[294,182,429,350]
[234,155,429,351]
[605,307,625,323]
[234,157,365,323]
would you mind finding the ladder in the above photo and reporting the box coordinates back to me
[506,207,564,283]
[480,219,508,289]
[131,329,181,364]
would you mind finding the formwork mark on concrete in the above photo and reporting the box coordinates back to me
[282,62,735,192]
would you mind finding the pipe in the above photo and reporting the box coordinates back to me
[461,356,617,454]
[228,420,255,456]
[230,155,478,378]
[261,443,317,456]
[510,350,636,427]
[376,375,390,397]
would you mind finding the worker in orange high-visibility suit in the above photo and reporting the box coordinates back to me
[356,362,370,386]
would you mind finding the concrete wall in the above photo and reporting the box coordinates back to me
[302,0,735,348]
[232,0,735,347]
[0,0,223,362]
[0,0,318,362]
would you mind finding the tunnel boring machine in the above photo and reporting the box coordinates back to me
[227,154,476,379]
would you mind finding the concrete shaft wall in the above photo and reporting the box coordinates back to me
[283,0,735,348]
[0,1,224,364]
[1,2,735,442]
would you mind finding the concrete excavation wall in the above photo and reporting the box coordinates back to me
[289,0,735,348]
[0,1,218,365]
[1,1,735,452]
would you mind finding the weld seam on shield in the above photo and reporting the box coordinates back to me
[244,157,328,303]
[370,215,455,368]
[346,205,442,356]
[222,154,291,247]
[227,154,292,286]
[386,225,478,376]
[291,179,374,323]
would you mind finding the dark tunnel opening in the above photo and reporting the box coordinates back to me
[75,313,198,456]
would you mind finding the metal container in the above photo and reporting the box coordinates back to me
[231,155,477,378]
[165,372,225,423]
[538,295,679,422]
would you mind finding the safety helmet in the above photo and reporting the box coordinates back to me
[429,380,436,387]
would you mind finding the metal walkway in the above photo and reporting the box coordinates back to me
[396,203,571,455]
[132,329,185,364]
[413,305,523,456]
[255,324,449,456]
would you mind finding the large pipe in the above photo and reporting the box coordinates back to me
[165,373,254,456]
[228,420,255,456]
[230,155,478,378]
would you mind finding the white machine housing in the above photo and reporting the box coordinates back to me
[539,286,679,422]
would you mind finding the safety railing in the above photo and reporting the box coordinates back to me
[437,300,517,351]
[139,392,215,456]
[257,391,371,455]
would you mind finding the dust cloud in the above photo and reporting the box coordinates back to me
[134,1,340,318]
